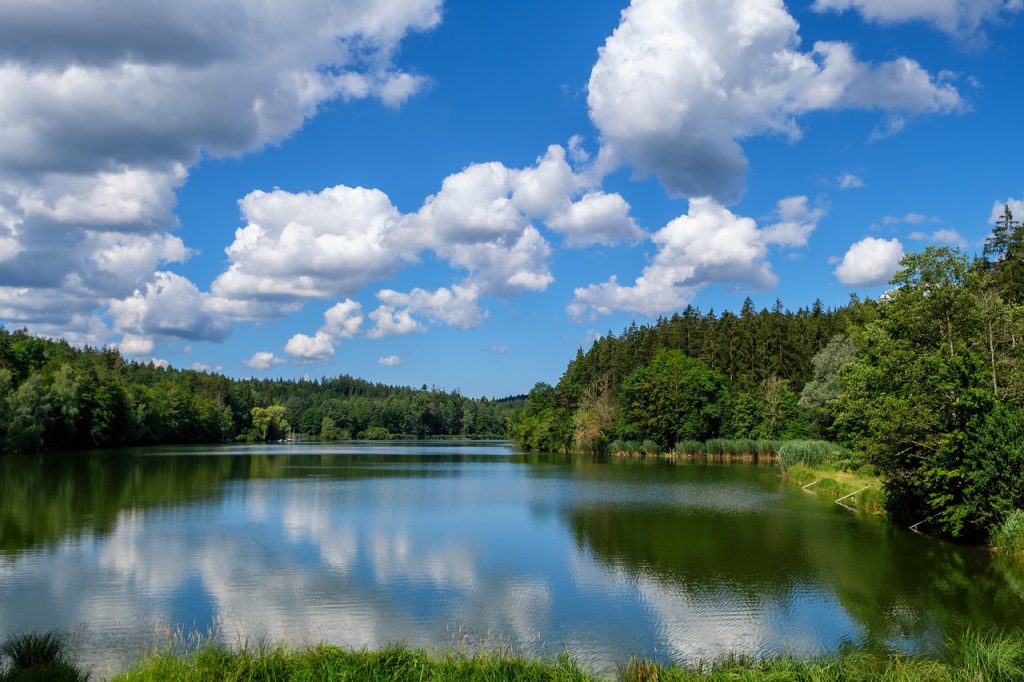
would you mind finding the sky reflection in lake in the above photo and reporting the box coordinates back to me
[1,442,1022,677]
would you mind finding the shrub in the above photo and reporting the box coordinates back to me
[362,426,391,440]
[992,509,1024,555]
[0,632,88,682]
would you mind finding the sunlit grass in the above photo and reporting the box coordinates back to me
[785,461,885,516]
[100,632,1024,681]
[112,644,590,682]
[992,509,1024,556]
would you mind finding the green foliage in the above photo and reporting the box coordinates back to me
[94,631,1024,682]
[512,296,872,454]
[363,426,391,440]
[618,350,728,449]
[508,383,573,452]
[0,632,88,682]
[516,208,1024,547]
[991,510,1024,555]
[799,334,857,432]
[250,405,290,441]
[831,247,1024,541]
[0,328,519,456]
[984,204,1024,303]
[113,643,590,682]
[318,416,349,442]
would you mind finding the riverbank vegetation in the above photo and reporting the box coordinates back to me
[511,206,1024,546]
[0,330,521,455]
[6,630,1024,682]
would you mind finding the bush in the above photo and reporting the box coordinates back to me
[0,632,88,682]
[362,426,391,440]
[992,509,1024,555]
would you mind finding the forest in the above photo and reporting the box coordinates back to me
[511,206,1024,545]
[0,333,521,455]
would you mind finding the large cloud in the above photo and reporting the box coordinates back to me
[376,285,487,330]
[568,196,824,321]
[212,144,641,331]
[107,272,234,347]
[0,0,442,342]
[587,0,964,202]
[812,0,1021,40]
[212,186,410,304]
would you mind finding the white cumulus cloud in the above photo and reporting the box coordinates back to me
[284,331,335,363]
[243,352,286,371]
[569,197,802,321]
[761,196,829,248]
[546,192,644,248]
[376,284,487,330]
[587,0,963,202]
[322,300,365,338]
[834,237,905,286]
[812,0,1021,41]
[210,143,639,331]
[367,306,426,339]
[378,355,402,367]
[118,334,155,356]
[0,0,442,343]
[108,271,233,342]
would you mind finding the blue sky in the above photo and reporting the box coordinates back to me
[0,0,1022,396]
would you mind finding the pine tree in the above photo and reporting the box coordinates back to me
[985,204,1024,302]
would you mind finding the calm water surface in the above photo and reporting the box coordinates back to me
[2,442,1023,676]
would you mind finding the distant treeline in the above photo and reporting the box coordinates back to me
[0,331,521,455]
[512,206,1024,545]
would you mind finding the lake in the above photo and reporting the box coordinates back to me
[1,441,1022,677]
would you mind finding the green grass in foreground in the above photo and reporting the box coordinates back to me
[93,631,1024,682]
[7,630,1024,681]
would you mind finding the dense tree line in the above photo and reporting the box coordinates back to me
[0,333,520,455]
[513,206,1024,544]
[510,293,877,452]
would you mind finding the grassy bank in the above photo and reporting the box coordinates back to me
[6,631,1024,682]
[605,439,885,515]
[782,462,885,516]
[775,440,884,516]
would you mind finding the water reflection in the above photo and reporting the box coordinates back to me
[0,443,1021,677]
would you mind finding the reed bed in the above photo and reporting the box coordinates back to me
[776,440,850,469]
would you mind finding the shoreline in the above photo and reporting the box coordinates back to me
[604,444,886,515]
[6,633,1024,682]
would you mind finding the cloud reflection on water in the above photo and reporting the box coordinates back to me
[0,450,1021,678]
